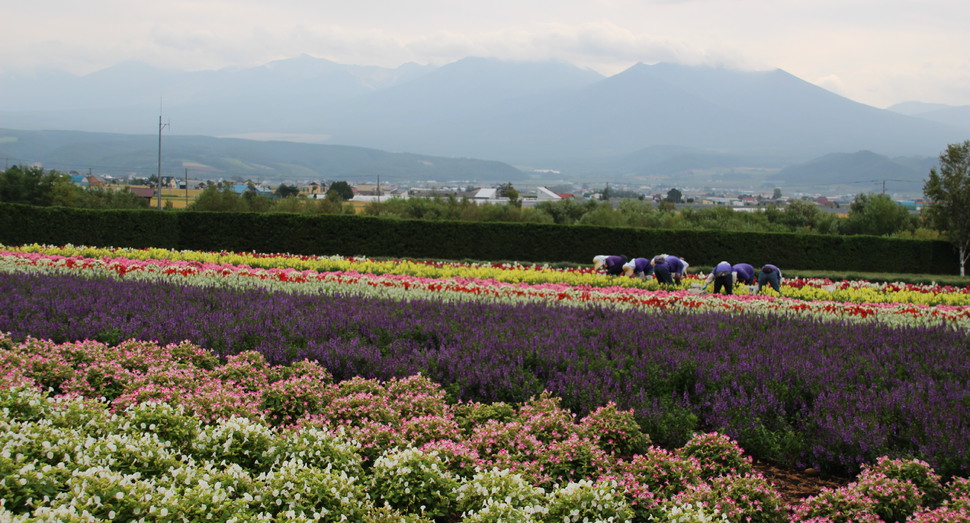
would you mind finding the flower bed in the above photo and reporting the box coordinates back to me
[2,337,969,522]
[1,255,969,478]
[2,244,970,520]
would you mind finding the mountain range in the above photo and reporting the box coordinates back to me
[1,56,968,186]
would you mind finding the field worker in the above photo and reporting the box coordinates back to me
[664,255,689,284]
[623,257,654,279]
[756,264,783,294]
[593,255,628,276]
[732,263,756,285]
[593,255,609,270]
[705,261,736,295]
[651,255,675,285]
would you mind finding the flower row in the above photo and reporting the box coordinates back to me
[7,243,970,305]
[3,248,970,330]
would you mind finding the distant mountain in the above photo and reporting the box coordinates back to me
[1,56,967,177]
[0,128,524,183]
[887,102,970,131]
[775,150,929,192]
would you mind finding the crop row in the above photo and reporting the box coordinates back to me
[8,243,970,305]
[4,249,970,330]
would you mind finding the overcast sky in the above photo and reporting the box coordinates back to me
[3,0,969,108]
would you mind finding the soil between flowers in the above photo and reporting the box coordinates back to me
[753,460,852,506]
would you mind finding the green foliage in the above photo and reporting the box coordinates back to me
[924,140,970,274]
[327,180,354,201]
[0,166,148,209]
[455,401,518,433]
[274,183,300,198]
[844,192,915,236]
[0,165,61,206]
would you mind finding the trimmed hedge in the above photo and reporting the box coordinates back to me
[0,202,960,274]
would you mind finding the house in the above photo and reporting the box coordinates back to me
[129,187,156,201]
[534,186,562,201]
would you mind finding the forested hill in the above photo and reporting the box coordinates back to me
[0,128,525,183]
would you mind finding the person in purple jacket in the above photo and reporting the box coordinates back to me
[756,264,783,294]
[651,256,675,285]
[732,263,756,285]
[654,254,689,284]
[705,260,736,294]
[593,255,628,276]
[622,257,654,279]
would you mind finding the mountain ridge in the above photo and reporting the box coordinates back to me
[1,56,967,181]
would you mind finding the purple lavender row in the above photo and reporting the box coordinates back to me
[1,270,968,477]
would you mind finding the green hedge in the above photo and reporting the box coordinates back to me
[0,203,179,249]
[0,203,959,274]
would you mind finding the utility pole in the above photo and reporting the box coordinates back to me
[156,113,169,210]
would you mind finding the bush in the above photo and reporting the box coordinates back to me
[113,401,200,450]
[579,401,651,458]
[454,400,518,433]
[256,458,373,521]
[678,432,754,480]
[858,456,945,507]
[668,474,786,523]
[850,472,924,523]
[190,415,278,472]
[454,467,546,516]
[542,478,634,522]
[271,426,364,477]
[368,447,460,519]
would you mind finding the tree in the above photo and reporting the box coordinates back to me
[0,165,61,205]
[843,193,913,236]
[777,199,822,231]
[326,181,354,201]
[923,140,970,276]
[664,188,683,204]
[497,182,520,207]
[275,183,300,199]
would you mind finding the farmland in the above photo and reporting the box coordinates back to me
[1,244,969,521]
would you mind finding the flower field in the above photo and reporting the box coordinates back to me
[2,244,970,521]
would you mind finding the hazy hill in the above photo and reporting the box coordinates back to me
[775,150,928,193]
[887,101,970,130]
[0,128,524,183]
[1,56,967,178]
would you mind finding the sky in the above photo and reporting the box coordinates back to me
[3,0,969,109]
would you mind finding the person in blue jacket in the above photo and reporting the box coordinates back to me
[593,255,628,276]
[756,264,783,294]
[651,255,675,285]
[705,260,736,294]
[622,257,654,279]
[732,263,756,285]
